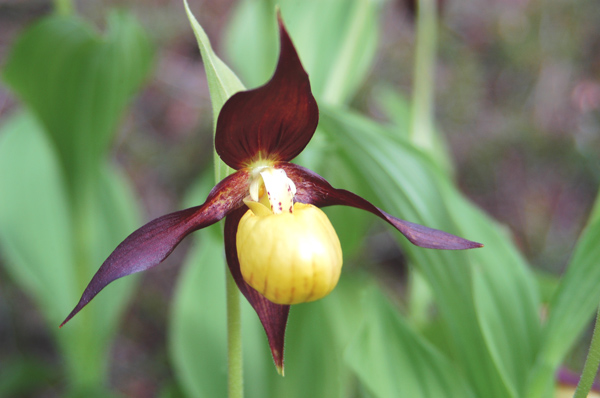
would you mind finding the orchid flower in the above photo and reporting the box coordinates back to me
[60,17,481,372]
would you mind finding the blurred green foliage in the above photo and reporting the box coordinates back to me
[0,0,598,397]
[0,9,152,397]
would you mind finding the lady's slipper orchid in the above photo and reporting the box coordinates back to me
[60,17,482,372]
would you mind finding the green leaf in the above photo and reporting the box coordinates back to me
[373,84,453,174]
[184,0,245,124]
[168,225,229,398]
[2,11,152,194]
[318,106,540,398]
[225,0,380,105]
[0,112,75,322]
[0,111,140,391]
[318,148,374,260]
[183,0,245,180]
[1,11,150,391]
[372,85,412,137]
[345,284,475,398]
[527,189,600,397]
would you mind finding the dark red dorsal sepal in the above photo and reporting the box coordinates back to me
[215,14,319,170]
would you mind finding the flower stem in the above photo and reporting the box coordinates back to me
[215,144,243,397]
[409,0,437,152]
[226,269,244,398]
[574,306,600,398]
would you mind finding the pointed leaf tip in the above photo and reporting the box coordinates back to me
[215,15,318,169]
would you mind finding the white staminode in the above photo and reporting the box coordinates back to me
[248,167,296,214]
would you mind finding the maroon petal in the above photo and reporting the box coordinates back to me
[215,15,318,169]
[60,170,250,328]
[282,163,483,250]
[224,206,290,374]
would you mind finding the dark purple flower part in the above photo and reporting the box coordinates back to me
[60,15,482,373]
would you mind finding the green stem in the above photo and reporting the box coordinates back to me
[215,139,243,398]
[574,306,600,398]
[226,269,244,398]
[54,0,74,15]
[409,0,437,152]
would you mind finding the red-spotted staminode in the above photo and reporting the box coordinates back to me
[60,16,482,373]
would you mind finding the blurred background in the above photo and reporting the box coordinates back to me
[0,0,599,396]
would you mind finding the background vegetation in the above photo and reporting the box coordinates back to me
[0,0,598,397]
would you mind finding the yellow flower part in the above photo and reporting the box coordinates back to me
[237,167,343,304]
[237,202,343,304]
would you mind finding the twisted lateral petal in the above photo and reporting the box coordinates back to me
[282,163,483,250]
[215,16,318,169]
[224,207,290,374]
[60,170,250,327]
